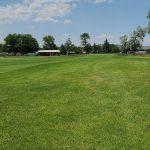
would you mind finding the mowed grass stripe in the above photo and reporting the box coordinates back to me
[0,55,150,150]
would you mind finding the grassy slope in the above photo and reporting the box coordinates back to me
[0,55,150,150]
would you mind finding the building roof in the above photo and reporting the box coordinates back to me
[38,50,60,53]
[135,51,147,54]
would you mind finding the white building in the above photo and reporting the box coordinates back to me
[37,50,60,56]
[135,51,147,55]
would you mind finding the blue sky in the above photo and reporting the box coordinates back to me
[0,0,150,46]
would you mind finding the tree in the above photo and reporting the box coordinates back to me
[120,35,129,54]
[60,44,67,55]
[18,34,39,54]
[80,33,90,47]
[120,27,146,54]
[147,9,150,34]
[4,34,39,54]
[84,43,92,54]
[128,34,141,51]
[74,47,82,54]
[133,26,146,41]
[110,44,120,53]
[43,35,57,50]
[128,26,146,52]
[92,43,98,53]
[103,39,110,53]
[0,44,3,52]
[4,34,18,53]
[64,38,75,54]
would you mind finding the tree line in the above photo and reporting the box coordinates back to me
[60,35,120,55]
[0,33,120,55]
[0,9,150,56]
[120,10,150,54]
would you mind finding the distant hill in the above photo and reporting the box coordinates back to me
[116,45,150,50]
[143,46,150,50]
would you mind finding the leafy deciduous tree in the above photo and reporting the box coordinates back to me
[80,33,90,53]
[120,35,129,54]
[128,26,146,51]
[43,35,57,50]
[110,44,120,53]
[80,33,90,47]
[4,34,39,54]
[64,38,75,54]
[147,9,150,34]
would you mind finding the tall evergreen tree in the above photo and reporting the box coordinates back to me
[103,39,110,53]
[0,43,3,52]
[84,43,92,54]
[93,43,98,53]
[60,44,67,55]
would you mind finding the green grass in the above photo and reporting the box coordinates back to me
[0,54,150,150]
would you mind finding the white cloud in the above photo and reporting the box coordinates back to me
[93,0,112,4]
[0,0,77,24]
[0,0,113,24]
[64,19,73,24]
